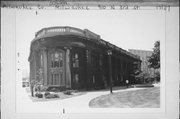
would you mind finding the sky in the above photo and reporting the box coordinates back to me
[15,9,165,77]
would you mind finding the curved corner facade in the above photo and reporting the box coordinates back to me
[28,26,141,90]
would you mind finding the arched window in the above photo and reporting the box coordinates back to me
[54,52,59,67]
[50,52,63,68]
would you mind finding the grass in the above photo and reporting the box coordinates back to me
[89,87,160,108]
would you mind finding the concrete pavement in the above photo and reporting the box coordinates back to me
[16,86,155,113]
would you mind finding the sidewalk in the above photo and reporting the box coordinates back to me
[16,86,156,113]
[61,87,146,108]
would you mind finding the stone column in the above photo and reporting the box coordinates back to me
[42,47,48,86]
[120,56,123,83]
[108,50,113,94]
[86,49,91,89]
[99,54,103,86]
[65,48,71,88]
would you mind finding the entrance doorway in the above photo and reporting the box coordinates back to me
[48,49,65,86]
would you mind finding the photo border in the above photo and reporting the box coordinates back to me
[1,1,179,119]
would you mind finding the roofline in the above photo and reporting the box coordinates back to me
[31,26,141,60]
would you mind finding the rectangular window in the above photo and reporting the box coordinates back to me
[73,53,79,68]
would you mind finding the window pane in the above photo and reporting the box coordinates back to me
[51,54,54,67]
[75,54,78,58]
[60,53,63,59]
[40,53,43,67]
[73,53,79,68]
[54,52,59,59]
[59,53,63,67]
[51,74,54,85]
[75,74,79,83]
[54,61,59,67]
[60,73,63,84]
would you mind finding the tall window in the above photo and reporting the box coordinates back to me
[51,52,63,68]
[99,55,102,66]
[59,53,63,67]
[40,53,43,67]
[73,53,79,68]
[91,54,97,67]
[75,74,79,83]
[54,52,59,67]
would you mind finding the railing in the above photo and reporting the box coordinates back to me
[35,26,85,38]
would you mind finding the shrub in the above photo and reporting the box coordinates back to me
[45,93,59,99]
[54,94,59,98]
[63,90,72,95]
[35,93,43,98]
[40,86,48,92]
[44,92,50,97]
[47,87,60,92]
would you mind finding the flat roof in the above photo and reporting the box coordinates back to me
[32,26,140,60]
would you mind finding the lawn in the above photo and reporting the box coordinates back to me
[89,87,160,108]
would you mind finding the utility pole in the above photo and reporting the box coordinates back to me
[108,50,113,94]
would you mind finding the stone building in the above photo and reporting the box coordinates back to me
[28,26,141,91]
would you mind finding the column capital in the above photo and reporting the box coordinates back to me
[40,47,47,51]
[107,50,112,55]
[64,46,72,50]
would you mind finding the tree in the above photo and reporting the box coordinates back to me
[148,41,160,82]
[134,70,155,84]
[148,41,160,69]
[155,71,160,82]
